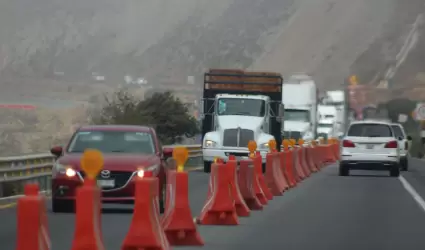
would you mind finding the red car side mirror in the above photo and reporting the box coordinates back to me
[50,146,63,157]
[162,147,174,160]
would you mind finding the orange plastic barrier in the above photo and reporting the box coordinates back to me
[306,146,319,173]
[16,184,50,250]
[121,177,170,250]
[253,152,273,201]
[197,162,239,225]
[283,149,297,187]
[70,178,104,250]
[293,147,306,180]
[238,159,263,210]
[265,153,285,196]
[298,147,311,177]
[278,152,290,190]
[227,160,251,217]
[161,171,203,246]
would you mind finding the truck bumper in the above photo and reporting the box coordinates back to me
[202,148,267,164]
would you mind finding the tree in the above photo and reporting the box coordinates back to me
[92,89,200,145]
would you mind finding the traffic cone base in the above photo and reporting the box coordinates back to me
[161,171,204,246]
[253,153,273,201]
[265,153,285,196]
[227,160,251,217]
[16,184,50,250]
[197,163,239,225]
[238,159,263,210]
[121,177,170,250]
[71,180,105,250]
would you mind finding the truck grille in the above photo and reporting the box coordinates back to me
[79,171,133,190]
[223,128,254,147]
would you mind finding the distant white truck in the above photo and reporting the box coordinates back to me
[323,90,346,137]
[281,74,318,141]
[318,105,337,138]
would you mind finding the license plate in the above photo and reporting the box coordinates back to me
[366,144,374,149]
[97,179,115,187]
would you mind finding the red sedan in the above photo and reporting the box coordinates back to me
[50,125,167,213]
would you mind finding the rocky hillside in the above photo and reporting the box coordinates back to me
[1,0,424,155]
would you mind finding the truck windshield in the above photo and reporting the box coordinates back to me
[319,123,333,128]
[67,131,155,154]
[217,98,265,117]
[285,109,309,122]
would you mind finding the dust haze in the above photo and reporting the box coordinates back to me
[0,0,424,155]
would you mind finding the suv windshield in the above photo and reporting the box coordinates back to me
[347,123,393,137]
[217,98,265,117]
[67,131,155,154]
[391,125,404,139]
[285,109,310,122]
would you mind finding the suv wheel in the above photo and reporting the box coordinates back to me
[390,165,400,177]
[203,161,211,173]
[400,158,408,171]
[339,164,349,176]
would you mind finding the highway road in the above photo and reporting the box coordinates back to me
[2,160,425,249]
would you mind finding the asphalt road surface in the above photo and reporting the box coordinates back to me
[1,159,425,249]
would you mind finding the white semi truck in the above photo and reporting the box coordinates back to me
[282,74,318,141]
[201,69,284,173]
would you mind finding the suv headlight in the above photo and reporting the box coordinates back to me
[204,140,217,148]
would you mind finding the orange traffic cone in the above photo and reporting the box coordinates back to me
[121,177,169,250]
[265,153,285,196]
[161,171,204,246]
[227,160,250,217]
[16,184,50,250]
[253,152,273,201]
[197,162,239,225]
[71,179,104,250]
[238,159,263,210]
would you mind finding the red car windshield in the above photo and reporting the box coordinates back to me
[67,131,155,154]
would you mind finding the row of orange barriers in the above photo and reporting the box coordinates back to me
[15,139,340,250]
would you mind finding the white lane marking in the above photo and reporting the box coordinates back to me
[399,175,425,212]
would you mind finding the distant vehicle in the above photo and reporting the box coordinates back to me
[390,123,413,171]
[50,125,167,213]
[339,120,400,177]
[282,74,318,141]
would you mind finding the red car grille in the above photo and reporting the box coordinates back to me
[79,171,133,190]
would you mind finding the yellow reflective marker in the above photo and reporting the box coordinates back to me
[289,139,296,146]
[268,139,277,152]
[173,146,189,172]
[349,75,358,85]
[298,139,304,146]
[282,139,289,150]
[80,149,104,179]
[248,140,257,153]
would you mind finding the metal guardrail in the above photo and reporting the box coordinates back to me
[0,144,202,201]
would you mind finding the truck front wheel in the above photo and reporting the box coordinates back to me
[203,161,211,173]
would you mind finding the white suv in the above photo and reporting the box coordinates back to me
[390,123,412,171]
[339,120,400,177]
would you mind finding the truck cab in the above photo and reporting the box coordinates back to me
[282,74,318,141]
[201,69,284,173]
